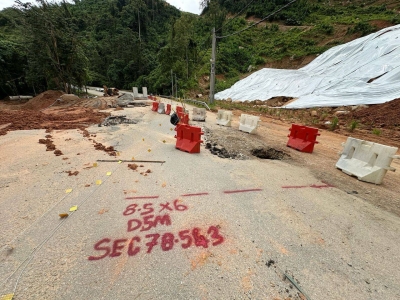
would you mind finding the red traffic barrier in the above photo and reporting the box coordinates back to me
[175,124,203,153]
[176,106,183,114]
[151,101,159,112]
[287,124,320,153]
[165,104,171,115]
[178,112,189,125]
[175,106,189,124]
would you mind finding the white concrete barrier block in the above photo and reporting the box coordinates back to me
[336,137,398,184]
[142,87,148,98]
[192,108,206,121]
[157,103,165,114]
[132,87,138,98]
[216,110,232,127]
[239,114,260,134]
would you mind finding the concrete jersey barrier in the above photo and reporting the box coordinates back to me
[216,110,232,127]
[192,108,206,121]
[336,137,400,184]
[132,87,138,98]
[157,103,165,114]
[239,114,260,134]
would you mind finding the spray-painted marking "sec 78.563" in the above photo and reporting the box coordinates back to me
[88,226,224,261]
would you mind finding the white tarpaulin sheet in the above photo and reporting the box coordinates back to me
[214,24,400,108]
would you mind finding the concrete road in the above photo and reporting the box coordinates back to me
[1,103,399,299]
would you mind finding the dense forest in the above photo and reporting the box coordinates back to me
[0,0,399,99]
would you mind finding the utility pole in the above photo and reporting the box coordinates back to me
[138,8,141,41]
[209,27,216,104]
[171,70,173,98]
[175,74,178,98]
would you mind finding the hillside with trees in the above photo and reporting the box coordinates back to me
[0,0,399,99]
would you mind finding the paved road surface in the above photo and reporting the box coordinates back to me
[1,103,399,299]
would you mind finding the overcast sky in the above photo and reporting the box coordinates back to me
[0,0,202,14]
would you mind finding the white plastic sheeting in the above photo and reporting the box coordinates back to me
[215,24,400,108]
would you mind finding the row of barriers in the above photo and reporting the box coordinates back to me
[149,102,399,184]
[215,110,399,184]
[149,101,203,153]
[217,110,261,134]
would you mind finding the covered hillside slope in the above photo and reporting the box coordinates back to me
[215,24,400,108]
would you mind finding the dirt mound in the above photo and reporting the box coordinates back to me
[22,90,64,110]
[351,98,400,128]
[0,108,109,136]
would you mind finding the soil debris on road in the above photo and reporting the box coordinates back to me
[0,90,111,136]
[66,171,79,176]
[128,163,138,171]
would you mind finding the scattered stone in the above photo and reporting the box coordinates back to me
[266,259,275,268]
[347,190,358,194]
[128,163,138,171]
[311,110,318,117]
[39,138,56,151]
[54,149,63,156]
[66,171,79,176]
[93,142,116,156]
[351,104,369,111]
[335,110,350,116]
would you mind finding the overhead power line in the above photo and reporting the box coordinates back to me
[216,0,257,33]
[216,0,298,39]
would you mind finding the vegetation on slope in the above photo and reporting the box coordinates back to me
[0,0,399,99]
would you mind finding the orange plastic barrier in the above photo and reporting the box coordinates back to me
[151,101,159,112]
[287,124,320,153]
[175,124,203,153]
[165,104,171,115]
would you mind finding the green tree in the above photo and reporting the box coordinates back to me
[16,0,89,93]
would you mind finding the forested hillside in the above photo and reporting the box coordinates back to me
[0,0,399,99]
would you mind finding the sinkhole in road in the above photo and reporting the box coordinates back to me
[251,147,290,160]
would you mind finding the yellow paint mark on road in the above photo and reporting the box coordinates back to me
[65,189,72,194]
[96,180,102,185]
[0,293,14,300]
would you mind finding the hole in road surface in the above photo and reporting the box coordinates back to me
[251,147,289,160]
